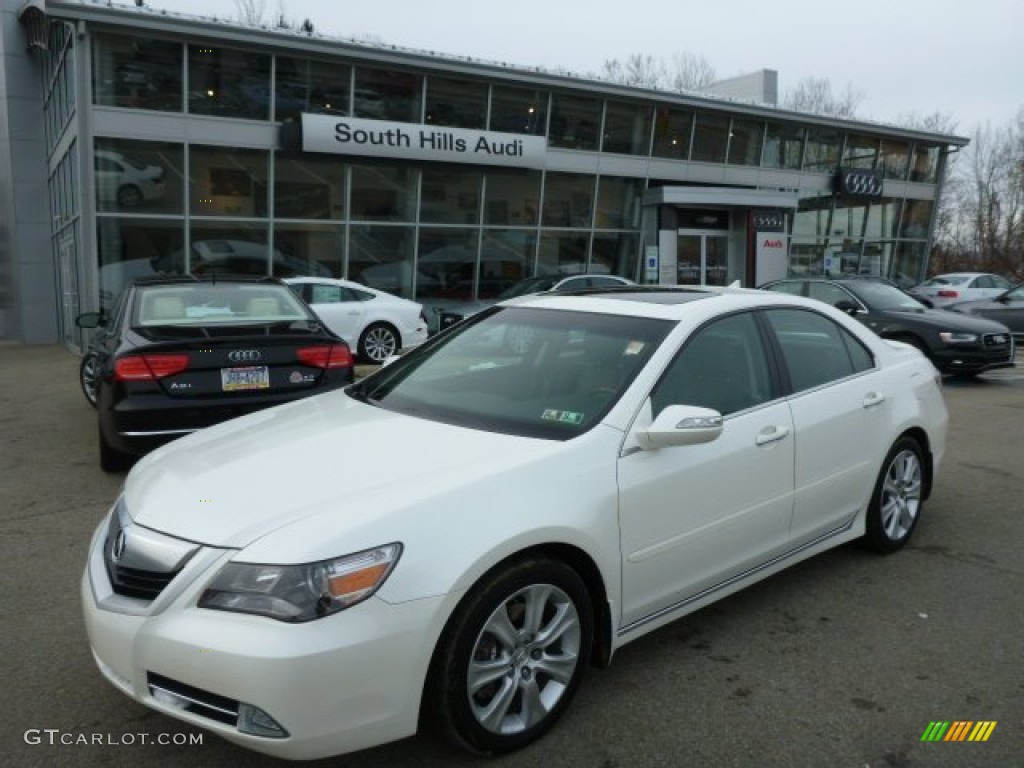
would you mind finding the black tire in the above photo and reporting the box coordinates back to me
[80,354,99,408]
[99,425,132,473]
[864,436,925,553]
[116,184,143,208]
[358,323,399,364]
[426,557,593,755]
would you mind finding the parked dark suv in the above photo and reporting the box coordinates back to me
[760,276,1015,376]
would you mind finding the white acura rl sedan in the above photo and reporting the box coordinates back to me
[82,285,948,760]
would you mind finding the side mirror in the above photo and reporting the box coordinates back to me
[637,405,724,449]
[834,300,861,315]
[75,311,104,329]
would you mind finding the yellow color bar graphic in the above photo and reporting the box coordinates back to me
[968,721,997,742]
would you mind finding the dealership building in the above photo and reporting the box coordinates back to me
[1,0,969,347]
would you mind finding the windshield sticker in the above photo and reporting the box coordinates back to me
[541,409,584,425]
[624,341,646,356]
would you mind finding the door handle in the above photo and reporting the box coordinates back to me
[862,391,886,408]
[755,425,790,445]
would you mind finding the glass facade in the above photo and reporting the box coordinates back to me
[79,29,951,318]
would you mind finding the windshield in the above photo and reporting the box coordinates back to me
[845,281,927,311]
[351,305,672,439]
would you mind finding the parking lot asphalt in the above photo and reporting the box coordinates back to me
[1,344,1022,768]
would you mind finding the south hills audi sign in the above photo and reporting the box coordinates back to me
[300,114,548,169]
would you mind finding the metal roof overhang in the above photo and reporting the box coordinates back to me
[644,187,800,209]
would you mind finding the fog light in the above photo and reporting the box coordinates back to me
[238,702,289,738]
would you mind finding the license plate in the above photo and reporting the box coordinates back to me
[221,365,270,392]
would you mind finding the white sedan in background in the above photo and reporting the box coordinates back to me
[909,272,1014,308]
[285,277,428,363]
[81,285,947,760]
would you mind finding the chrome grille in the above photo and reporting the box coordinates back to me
[983,333,1010,347]
[103,498,199,601]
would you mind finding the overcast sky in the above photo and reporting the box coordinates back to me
[147,0,1023,134]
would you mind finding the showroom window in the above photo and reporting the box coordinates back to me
[879,139,910,180]
[591,232,639,277]
[190,146,269,217]
[420,169,482,225]
[416,227,479,301]
[727,119,764,166]
[489,85,548,135]
[602,101,653,155]
[273,222,345,278]
[188,44,270,120]
[900,200,933,238]
[95,139,183,215]
[541,173,595,228]
[274,56,351,123]
[651,107,694,160]
[803,129,842,172]
[353,68,422,122]
[273,153,346,220]
[92,33,182,112]
[548,93,601,151]
[95,217,184,306]
[347,224,416,297]
[690,113,730,163]
[425,76,488,129]
[864,200,903,240]
[350,165,417,222]
[910,145,940,183]
[594,176,643,229]
[483,169,541,226]
[843,134,879,170]
[538,232,589,275]
[763,123,805,170]
[188,221,269,276]
[478,230,535,298]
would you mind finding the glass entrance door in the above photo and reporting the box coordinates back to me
[676,230,730,285]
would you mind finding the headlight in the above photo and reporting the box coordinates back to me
[938,332,979,345]
[198,543,402,622]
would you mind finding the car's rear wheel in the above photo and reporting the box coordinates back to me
[358,323,399,364]
[80,354,99,407]
[99,426,132,473]
[427,558,593,755]
[864,436,924,552]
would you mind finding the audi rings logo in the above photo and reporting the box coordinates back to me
[228,349,262,363]
[837,168,883,199]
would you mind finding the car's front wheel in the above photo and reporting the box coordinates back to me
[427,558,593,755]
[358,323,399,364]
[864,436,925,552]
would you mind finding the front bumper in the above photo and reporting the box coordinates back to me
[81,513,445,760]
[930,338,1015,374]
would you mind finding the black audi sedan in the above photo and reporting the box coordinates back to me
[760,276,1015,376]
[76,275,354,471]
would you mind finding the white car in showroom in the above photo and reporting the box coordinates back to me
[82,285,947,760]
[285,276,428,364]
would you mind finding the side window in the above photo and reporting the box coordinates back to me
[310,284,345,304]
[351,287,376,301]
[974,275,994,289]
[651,312,772,417]
[808,282,856,307]
[765,308,871,393]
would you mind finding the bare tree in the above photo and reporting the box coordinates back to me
[234,0,267,25]
[666,52,717,92]
[601,52,716,93]
[783,77,863,118]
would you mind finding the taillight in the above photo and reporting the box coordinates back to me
[297,344,353,369]
[937,289,959,298]
[114,354,190,381]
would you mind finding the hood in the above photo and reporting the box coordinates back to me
[882,306,1011,334]
[123,391,554,548]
